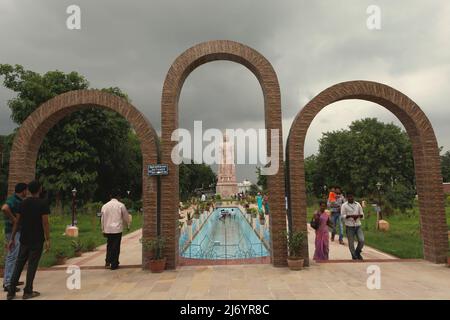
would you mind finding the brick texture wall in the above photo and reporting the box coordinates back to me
[287,80,448,264]
[161,40,288,269]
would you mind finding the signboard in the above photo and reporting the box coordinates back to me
[147,164,169,176]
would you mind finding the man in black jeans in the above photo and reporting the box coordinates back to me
[7,180,50,300]
[101,191,130,270]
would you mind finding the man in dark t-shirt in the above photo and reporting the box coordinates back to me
[7,180,50,300]
[1,183,27,292]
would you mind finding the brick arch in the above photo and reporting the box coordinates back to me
[161,40,287,269]
[7,90,160,268]
[287,80,448,264]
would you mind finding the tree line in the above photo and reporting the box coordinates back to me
[1,65,450,209]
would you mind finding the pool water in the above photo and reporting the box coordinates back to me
[180,207,270,260]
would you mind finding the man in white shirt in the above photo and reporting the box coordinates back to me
[341,192,365,260]
[101,192,130,270]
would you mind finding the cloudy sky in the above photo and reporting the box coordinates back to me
[1,0,449,182]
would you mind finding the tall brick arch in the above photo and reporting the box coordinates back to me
[7,90,160,268]
[161,40,287,269]
[287,80,448,264]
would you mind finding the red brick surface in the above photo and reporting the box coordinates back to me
[287,81,448,264]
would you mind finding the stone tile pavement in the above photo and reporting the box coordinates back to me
[2,227,449,300]
[2,260,449,300]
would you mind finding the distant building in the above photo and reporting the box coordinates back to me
[238,179,252,194]
[443,183,450,194]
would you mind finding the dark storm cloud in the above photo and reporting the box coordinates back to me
[1,0,449,181]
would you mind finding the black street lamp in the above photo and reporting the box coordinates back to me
[376,182,382,228]
[71,188,77,226]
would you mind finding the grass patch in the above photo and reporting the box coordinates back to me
[1,211,143,267]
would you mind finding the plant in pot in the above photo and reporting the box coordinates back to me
[71,239,84,257]
[186,212,193,226]
[258,211,265,225]
[55,250,68,265]
[193,206,200,219]
[141,236,166,273]
[251,208,257,220]
[285,230,307,270]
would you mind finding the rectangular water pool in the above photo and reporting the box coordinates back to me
[180,207,270,260]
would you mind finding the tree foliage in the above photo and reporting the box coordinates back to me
[179,161,216,201]
[0,64,141,202]
[306,118,416,210]
[441,151,450,182]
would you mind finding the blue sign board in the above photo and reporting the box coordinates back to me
[147,164,169,176]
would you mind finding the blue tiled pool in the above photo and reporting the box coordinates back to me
[179,207,270,260]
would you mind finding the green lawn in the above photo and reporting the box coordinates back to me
[1,211,143,267]
[307,205,450,259]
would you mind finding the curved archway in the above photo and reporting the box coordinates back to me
[161,40,287,268]
[7,90,160,268]
[287,80,448,264]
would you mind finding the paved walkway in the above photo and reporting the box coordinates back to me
[3,227,449,300]
[57,224,394,269]
[3,260,449,300]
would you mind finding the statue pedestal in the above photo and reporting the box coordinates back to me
[65,225,79,237]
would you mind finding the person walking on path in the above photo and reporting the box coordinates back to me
[329,186,345,245]
[1,183,27,292]
[7,180,50,300]
[101,192,131,270]
[313,201,332,261]
[341,192,365,260]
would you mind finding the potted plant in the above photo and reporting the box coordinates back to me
[71,239,84,257]
[251,208,257,220]
[55,250,68,265]
[193,206,200,219]
[258,211,265,225]
[141,236,166,273]
[186,212,193,226]
[285,230,307,270]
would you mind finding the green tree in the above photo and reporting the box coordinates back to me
[0,64,142,203]
[179,161,216,201]
[441,151,450,182]
[313,118,415,209]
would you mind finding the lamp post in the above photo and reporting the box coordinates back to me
[71,188,77,226]
[323,185,327,200]
[376,182,382,229]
